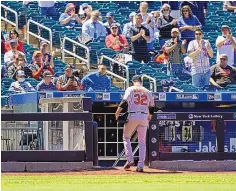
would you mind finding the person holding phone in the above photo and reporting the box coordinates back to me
[216,25,236,66]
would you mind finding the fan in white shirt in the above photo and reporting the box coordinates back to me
[216,25,236,66]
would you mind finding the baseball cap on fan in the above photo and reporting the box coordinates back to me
[132,75,142,82]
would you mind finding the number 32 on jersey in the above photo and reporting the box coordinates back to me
[134,94,147,105]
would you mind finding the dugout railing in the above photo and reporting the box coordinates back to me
[148,112,236,164]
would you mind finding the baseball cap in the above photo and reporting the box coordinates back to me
[17,70,25,77]
[40,41,48,46]
[129,12,136,17]
[66,3,75,9]
[81,3,88,8]
[106,12,114,18]
[221,25,230,29]
[132,75,142,82]
[10,39,17,44]
[33,51,42,57]
[219,54,228,59]
[64,64,73,70]
[111,23,119,28]
[171,28,180,33]
[43,71,53,78]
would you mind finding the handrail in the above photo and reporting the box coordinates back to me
[141,74,157,92]
[106,70,127,90]
[26,19,53,51]
[100,55,129,88]
[62,37,90,69]
[1,4,18,31]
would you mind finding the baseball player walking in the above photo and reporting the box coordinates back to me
[115,75,155,172]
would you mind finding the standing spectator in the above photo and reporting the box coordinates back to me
[139,2,155,51]
[158,4,178,48]
[79,3,93,24]
[210,54,236,88]
[104,12,122,35]
[82,10,107,40]
[178,5,202,46]
[36,71,57,91]
[4,39,26,68]
[9,70,35,93]
[40,41,54,68]
[188,29,213,88]
[123,12,136,38]
[81,63,111,91]
[5,30,24,53]
[216,25,236,66]
[130,13,150,63]
[162,1,180,18]
[180,1,208,26]
[57,65,81,91]
[164,28,187,76]
[38,1,56,18]
[29,51,55,80]
[223,1,236,12]
[59,3,82,28]
[151,11,161,40]
[105,23,129,52]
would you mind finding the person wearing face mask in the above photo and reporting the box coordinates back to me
[105,23,129,52]
[82,10,107,40]
[36,71,57,91]
[210,54,236,88]
[59,3,82,28]
[216,25,236,66]
[29,51,55,80]
[9,70,35,93]
[163,28,187,76]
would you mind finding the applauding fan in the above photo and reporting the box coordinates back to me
[106,23,129,52]
[188,29,213,88]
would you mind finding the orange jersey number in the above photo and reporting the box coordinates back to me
[134,94,148,105]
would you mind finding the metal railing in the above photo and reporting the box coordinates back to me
[141,74,157,92]
[62,37,90,69]
[1,4,18,31]
[100,55,129,88]
[26,19,53,51]
[106,70,128,90]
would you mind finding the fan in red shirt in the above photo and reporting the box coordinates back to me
[105,23,129,52]
[5,29,24,53]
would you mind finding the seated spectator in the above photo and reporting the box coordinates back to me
[223,1,236,12]
[5,30,24,53]
[164,28,187,76]
[216,25,236,66]
[57,65,81,91]
[1,32,6,54]
[4,39,26,68]
[178,5,202,46]
[73,65,89,80]
[36,71,57,91]
[29,51,55,80]
[188,29,213,88]
[152,11,161,40]
[130,13,150,63]
[180,1,208,26]
[82,10,107,40]
[210,54,236,88]
[81,63,111,91]
[123,12,136,38]
[155,50,169,64]
[40,41,54,68]
[184,56,193,75]
[79,3,93,24]
[157,4,177,48]
[59,3,82,28]
[9,70,35,93]
[105,23,129,52]
[104,12,122,35]
[7,52,32,80]
[38,1,56,18]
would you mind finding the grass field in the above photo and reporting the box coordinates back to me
[2,170,236,191]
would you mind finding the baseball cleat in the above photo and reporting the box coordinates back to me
[124,161,134,170]
[136,167,144,172]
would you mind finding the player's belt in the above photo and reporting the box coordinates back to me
[129,112,148,114]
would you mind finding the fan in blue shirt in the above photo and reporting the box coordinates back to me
[36,71,57,91]
[81,64,111,91]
